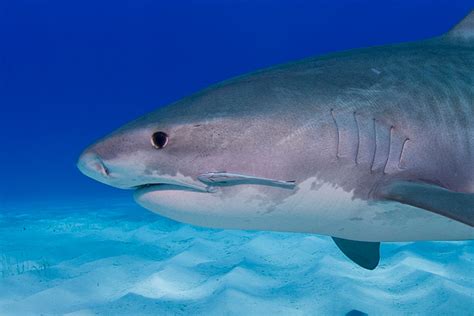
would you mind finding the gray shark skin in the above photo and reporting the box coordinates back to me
[78,11,474,269]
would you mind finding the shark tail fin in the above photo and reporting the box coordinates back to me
[445,10,474,41]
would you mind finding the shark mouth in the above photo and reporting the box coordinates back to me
[133,172,296,193]
[132,181,212,193]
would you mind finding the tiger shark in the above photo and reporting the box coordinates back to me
[78,11,474,269]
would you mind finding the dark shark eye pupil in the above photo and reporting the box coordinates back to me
[151,131,168,149]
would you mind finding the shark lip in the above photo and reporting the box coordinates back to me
[132,181,212,193]
[132,183,165,190]
[130,172,297,192]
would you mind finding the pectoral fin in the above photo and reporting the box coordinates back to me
[332,237,380,270]
[198,172,296,189]
[378,180,474,227]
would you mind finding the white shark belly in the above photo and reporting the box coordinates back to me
[134,177,474,242]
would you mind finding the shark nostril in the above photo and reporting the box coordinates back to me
[93,159,110,176]
[78,152,110,178]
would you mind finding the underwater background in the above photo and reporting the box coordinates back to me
[1,1,473,315]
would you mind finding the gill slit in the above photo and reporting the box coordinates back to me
[369,118,377,172]
[353,111,360,165]
[383,126,394,174]
[398,138,410,169]
[330,109,340,159]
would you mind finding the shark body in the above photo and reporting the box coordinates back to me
[78,12,474,269]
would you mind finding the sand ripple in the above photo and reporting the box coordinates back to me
[0,200,473,315]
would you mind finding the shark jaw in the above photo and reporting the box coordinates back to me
[131,172,297,195]
[132,180,212,193]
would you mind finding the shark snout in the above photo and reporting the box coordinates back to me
[77,146,161,190]
[77,151,111,182]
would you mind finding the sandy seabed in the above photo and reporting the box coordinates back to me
[0,199,473,315]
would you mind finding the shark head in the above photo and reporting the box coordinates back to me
[77,80,327,229]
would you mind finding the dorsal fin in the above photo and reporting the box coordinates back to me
[445,10,474,41]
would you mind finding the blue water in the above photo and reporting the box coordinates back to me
[1,1,473,315]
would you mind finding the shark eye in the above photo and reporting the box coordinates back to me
[151,131,169,149]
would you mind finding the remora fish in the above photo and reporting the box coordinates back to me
[78,12,474,269]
